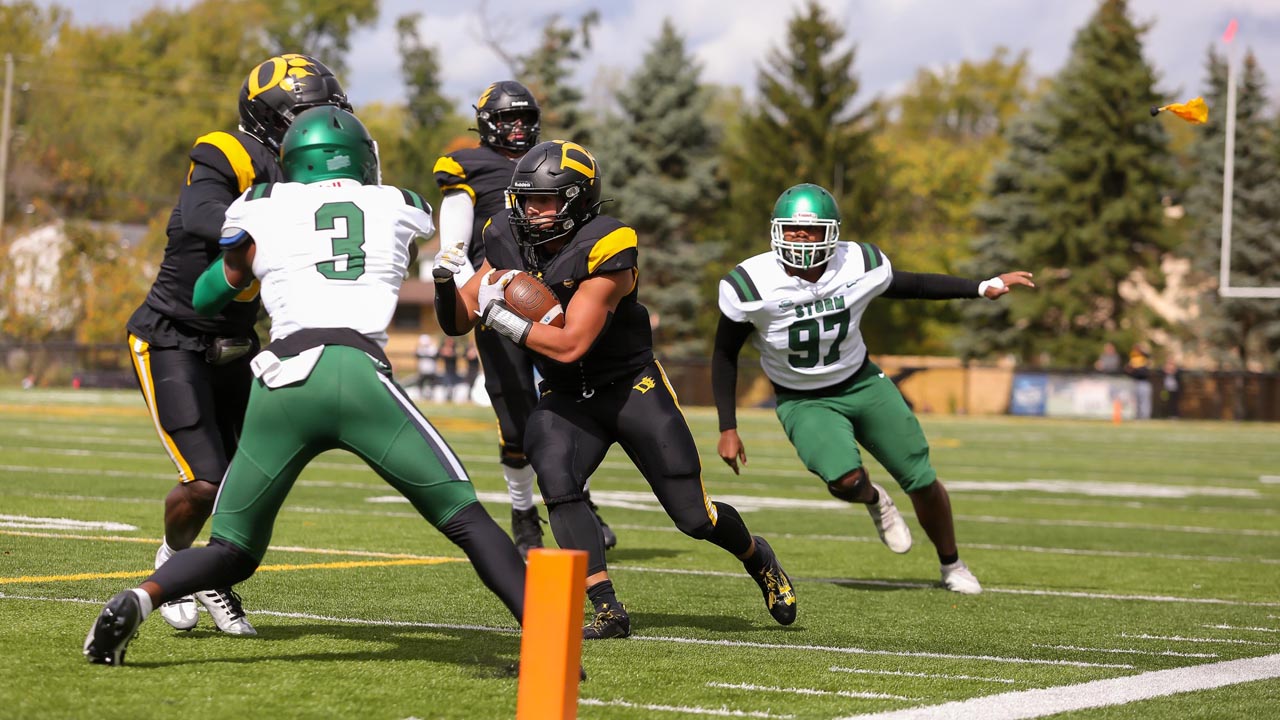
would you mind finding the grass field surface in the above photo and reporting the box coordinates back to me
[1,388,1278,719]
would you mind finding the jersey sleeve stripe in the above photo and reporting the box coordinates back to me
[399,188,426,210]
[247,183,272,201]
[432,155,466,178]
[860,243,882,271]
[439,183,476,204]
[587,227,639,274]
[726,266,761,303]
[193,131,256,193]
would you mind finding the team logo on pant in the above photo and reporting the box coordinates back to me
[633,377,656,394]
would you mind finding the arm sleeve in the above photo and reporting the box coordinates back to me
[181,162,240,242]
[192,257,243,316]
[882,270,981,299]
[436,191,477,283]
[712,313,755,432]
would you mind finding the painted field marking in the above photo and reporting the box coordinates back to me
[954,514,1280,538]
[707,681,916,701]
[1202,624,1280,634]
[1119,633,1277,646]
[1032,644,1217,658]
[579,698,792,718]
[830,667,1019,685]
[946,479,1261,499]
[835,652,1280,720]
[0,515,137,531]
[1260,475,1280,484]
[0,530,465,560]
[0,557,463,585]
[631,635,1133,669]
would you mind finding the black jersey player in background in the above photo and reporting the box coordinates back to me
[431,81,616,558]
[124,54,351,636]
[432,140,797,639]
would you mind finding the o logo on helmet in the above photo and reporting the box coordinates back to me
[247,54,316,100]
[557,141,595,179]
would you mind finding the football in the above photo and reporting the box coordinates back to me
[501,270,565,328]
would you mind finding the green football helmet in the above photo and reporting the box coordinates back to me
[281,106,379,184]
[770,183,841,269]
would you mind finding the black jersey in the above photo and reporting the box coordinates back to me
[483,211,654,394]
[128,130,281,348]
[433,145,518,270]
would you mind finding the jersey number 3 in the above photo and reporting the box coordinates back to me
[314,201,366,281]
[788,308,850,369]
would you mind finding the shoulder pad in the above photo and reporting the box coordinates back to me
[585,220,638,275]
[190,131,257,193]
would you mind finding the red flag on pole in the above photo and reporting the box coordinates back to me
[1223,19,1238,43]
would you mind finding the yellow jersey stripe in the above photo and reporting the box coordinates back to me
[433,155,466,178]
[587,227,638,274]
[128,334,194,482]
[193,131,256,192]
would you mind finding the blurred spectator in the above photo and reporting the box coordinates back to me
[1159,358,1182,419]
[438,336,460,402]
[1094,342,1122,373]
[1125,343,1152,419]
[414,334,438,397]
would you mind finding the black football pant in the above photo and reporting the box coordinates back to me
[474,325,538,468]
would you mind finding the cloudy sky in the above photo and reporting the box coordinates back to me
[32,0,1280,112]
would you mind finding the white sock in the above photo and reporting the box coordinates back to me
[504,464,537,511]
[129,587,154,619]
[155,539,174,570]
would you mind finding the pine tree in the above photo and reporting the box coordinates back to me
[958,0,1173,366]
[390,13,458,197]
[592,20,723,358]
[1183,49,1280,370]
[720,0,883,269]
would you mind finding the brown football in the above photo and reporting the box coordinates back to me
[502,270,565,328]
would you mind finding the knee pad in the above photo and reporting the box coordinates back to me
[827,467,870,502]
[679,518,716,541]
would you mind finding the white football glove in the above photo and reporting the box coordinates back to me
[432,241,470,284]
[476,269,519,317]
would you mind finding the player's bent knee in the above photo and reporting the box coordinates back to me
[827,467,869,502]
[902,474,938,495]
[678,518,716,540]
[207,537,261,586]
[499,450,530,469]
[542,490,585,509]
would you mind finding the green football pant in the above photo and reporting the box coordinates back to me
[211,345,480,560]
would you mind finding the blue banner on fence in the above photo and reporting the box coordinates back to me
[1009,373,1048,416]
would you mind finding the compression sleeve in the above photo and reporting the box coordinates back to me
[712,313,756,432]
[192,257,242,316]
[882,270,981,300]
[437,191,477,284]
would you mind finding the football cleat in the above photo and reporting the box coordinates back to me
[746,536,797,625]
[941,560,983,595]
[582,603,631,640]
[510,507,544,560]
[85,591,144,666]
[158,595,199,631]
[866,482,913,554]
[584,491,617,550]
[195,588,257,635]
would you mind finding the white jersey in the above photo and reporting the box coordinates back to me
[718,242,892,391]
[221,179,434,347]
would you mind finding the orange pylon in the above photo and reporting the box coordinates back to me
[1112,399,1123,425]
[516,548,588,720]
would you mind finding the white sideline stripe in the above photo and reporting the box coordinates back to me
[1032,644,1217,658]
[955,514,1280,538]
[632,635,1132,669]
[707,681,915,701]
[1260,475,1280,484]
[947,479,1261,499]
[0,515,137,532]
[579,698,792,718]
[835,653,1280,720]
[830,667,1019,685]
[1204,624,1280,634]
[1120,633,1278,646]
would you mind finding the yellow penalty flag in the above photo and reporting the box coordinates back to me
[1150,97,1208,124]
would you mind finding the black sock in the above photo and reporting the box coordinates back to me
[587,580,618,610]
[938,552,959,566]
[707,501,754,557]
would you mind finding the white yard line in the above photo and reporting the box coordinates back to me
[954,514,1280,538]
[579,698,793,718]
[707,682,915,701]
[835,653,1280,720]
[1119,633,1278,646]
[1202,624,1280,634]
[1031,644,1217,658]
[830,667,1019,685]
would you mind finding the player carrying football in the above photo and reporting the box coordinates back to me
[713,183,1035,594]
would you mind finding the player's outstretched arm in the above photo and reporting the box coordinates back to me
[191,241,257,316]
[979,271,1035,299]
[883,270,1035,301]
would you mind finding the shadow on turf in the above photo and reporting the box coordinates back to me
[122,624,521,677]
[628,610,796,634]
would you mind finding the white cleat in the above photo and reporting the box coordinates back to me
[941,560,983,595]
[196,588,257,636]
[866,482,912,554]
[158,596,199,630]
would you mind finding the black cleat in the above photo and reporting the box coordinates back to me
[584,490,617,550]
[746,536,797,626]
[511,507,544,560]
[84,591,144,666]
[582,603,631,640]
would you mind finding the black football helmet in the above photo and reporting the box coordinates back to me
[239,53,352,153]
[474,81,541,153]
[507,140,603,251]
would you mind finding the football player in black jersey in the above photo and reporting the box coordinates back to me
[431,81,616,559]
[432,140,797,639]
[124,54,351,636]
